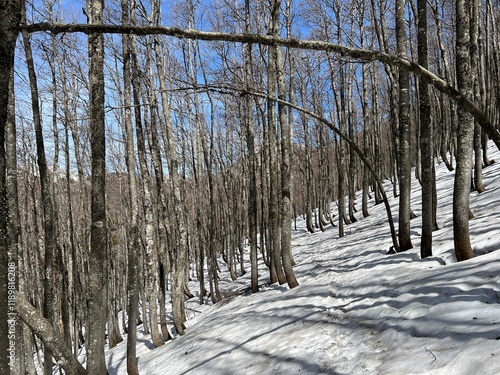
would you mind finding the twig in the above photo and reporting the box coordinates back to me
[425,347,437,363]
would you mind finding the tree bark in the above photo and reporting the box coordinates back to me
[268,0,286,285]
[154,39,189,335]
[87,0,108,372]
[21,2,58,371]
[276,0,298,289]
[361,46,370,219]
[454,0,475,261]
[130,23,164,347]
[418,0,433,259]
[245,0,259,294]
[471,0,485,193]
[16,293,86,375]
[7,64,27,375]
[121,0,140,371]
[0,1,20,370]
[396,0,413,252]
[147,0,173,342]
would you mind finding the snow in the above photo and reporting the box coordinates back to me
[105,142,500,375]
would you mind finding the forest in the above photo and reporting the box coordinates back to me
[0,0,499,374]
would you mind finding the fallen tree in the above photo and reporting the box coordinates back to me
[16,293,87,375]
[21,21,500,151]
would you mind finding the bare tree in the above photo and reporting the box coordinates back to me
[359,0,371,219]
[453,0,475,261]
[21,2,58,371]
[86,0,109,372]
[471,0,485,193]
[418,0,434,258]
[245,0,259,293]
[396,0,414,252]
[7,66,26,375]
[153,38,190,335]
[9,2,500,372]
[268,0,287,285]
[121,0,140,371]
[129,5,164,347]
[15,293,86,375]
[0,0,19,369]
[275,0,299,288]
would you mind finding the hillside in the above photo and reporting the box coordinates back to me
[103,142,500,375]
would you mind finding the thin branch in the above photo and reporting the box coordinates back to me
[183,82,401,251]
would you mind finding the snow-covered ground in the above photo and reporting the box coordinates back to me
[105,142,500,375]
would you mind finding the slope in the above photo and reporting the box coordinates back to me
[105,142,500,375]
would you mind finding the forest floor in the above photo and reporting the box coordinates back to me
[102,141,500,375]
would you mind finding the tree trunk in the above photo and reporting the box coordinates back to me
[6,66,27,375]
[121,0,140,370]
[471,0,485,193]
[268,0,286,285]
[0,3,19,373]
[361,64,370,218]
[276,0,298,289]
[16,293,86,375]
[87,0,108,372]
[454,0,475,261]
[418,0,433,259]
[59,49,83,358]
[154,39,189,335]
[245,0,259,293]
[346,69,358,224]
[21,3,59,371]
[332,63,347,238]
[301,110,315,233]
[396,0,413,252]
[360,5,370,219]
[130,23,164,347]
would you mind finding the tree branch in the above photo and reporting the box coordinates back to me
[188,83,400,251]
[15,292,87,375]
[21,22,500,150]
